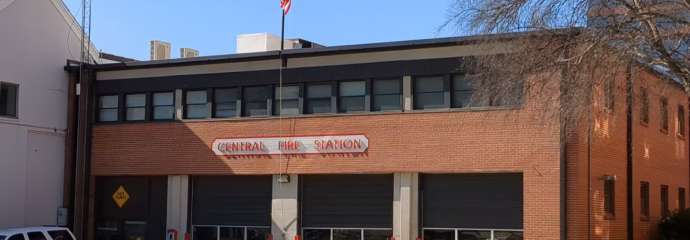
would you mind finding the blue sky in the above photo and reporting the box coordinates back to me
[63,0,459,60]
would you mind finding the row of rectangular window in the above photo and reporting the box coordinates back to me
[639,181,685,219]
[98,75,513,122]
[639,88,686,137]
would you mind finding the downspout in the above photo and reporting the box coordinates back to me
[587,100,592,240]
[625,61,635,240]
[560,72,569,240]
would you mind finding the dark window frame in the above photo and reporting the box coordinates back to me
[604,77,615,112]
[305,82,335,114]
[640,181,650,220]
[451,73,474,108]
[662,184,670,217]
[26,232,46,240]
[371,78,402,112]
[640,88,650,124]
[661,97,669,133]
[680,187,686,211]
[677,105,686,137]
[184,89,210,119]
[151,91,176,121]
[338,80,368,113]
[97,95,120,122]
[242,85,273,117]
[273,84,302,116]
[413,75,450,110]
[213,87,240,118]
[604,177,616,218]
[0,82,18,118]
[125,92,148,121]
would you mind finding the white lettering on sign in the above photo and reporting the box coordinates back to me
[212,135,369,156]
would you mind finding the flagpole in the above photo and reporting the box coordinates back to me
[278,6,285,179]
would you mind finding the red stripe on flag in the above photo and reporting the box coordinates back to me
[280,0,291,15]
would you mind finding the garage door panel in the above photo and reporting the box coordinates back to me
[192,176,272,226]
[301,174,393,228]
[421,174,523,230]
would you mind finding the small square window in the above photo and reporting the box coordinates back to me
[372,79,401,111]
[0,82,18,118]
[339,81,366,113]
[125,94,146,121]
[214,88,239,118]
[153,92,175,120]
[274,86,301,115]
[185,90,208,119]
[306,83,332,114]
[243,86,271,117]
[414,76,447,109]
[98,95,119,122]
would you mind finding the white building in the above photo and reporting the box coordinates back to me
[0,0,109,228]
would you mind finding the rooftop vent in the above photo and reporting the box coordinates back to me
[236,33,322,53]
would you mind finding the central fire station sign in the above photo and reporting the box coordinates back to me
[112,185,130,208]
[212,135,368,156]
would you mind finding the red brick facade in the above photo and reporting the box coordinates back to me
[89,65,688,239]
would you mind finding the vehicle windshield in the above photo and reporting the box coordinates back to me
[0,235,6,240]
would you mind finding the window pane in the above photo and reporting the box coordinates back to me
[126,94,146,107]
[48,231,74,240]
[363,230,391,240]
[126,107,146,121]
[154,106,175,120]
[415,76,444,92]
[245,86,272,101]
[373,79,400,95]
[339,96,365,112]
[276,99,300,115]
[187,91,207,104]
[7,235,24,240]
[99,109,118,122]
[423,230,453,240]
[194,226,218,240]
[458,230,491,240]
[453,75,472,91]
[219,227,243,240]
[453,91,473,108]
[187,105,208,119]
[373,95,401,111]
[275,86,300,99]
[340,81,366,96]
[245,102,268,116]
[100,95,118,108]
[215,103,237,118]
[493,231,524,240]
[154,92,174,106]
[27,233,46,240]
[246,228,270,240]
[415,92,445,109]
[308,84,332,98]
[216,88,239,103]
[306,99,331,114]
[303,229,330,240]
[0,83,18,117]
[333,229,360,240]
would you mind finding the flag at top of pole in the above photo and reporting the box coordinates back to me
[280,0,291,15]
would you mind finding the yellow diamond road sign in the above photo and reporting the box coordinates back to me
[112,185,130,208]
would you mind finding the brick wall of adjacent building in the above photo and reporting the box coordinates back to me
[566,66,690,240]
[91,85,563,238]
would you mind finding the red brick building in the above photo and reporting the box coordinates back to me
[66,32,689,240]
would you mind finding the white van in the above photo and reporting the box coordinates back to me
[0,227,75,240]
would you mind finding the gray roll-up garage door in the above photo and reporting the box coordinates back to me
[301,174,393,228]
[421,173,523,229]
[192,175,272,226]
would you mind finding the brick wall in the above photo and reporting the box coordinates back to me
[91,96,562,238]
[566,67,690,240]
